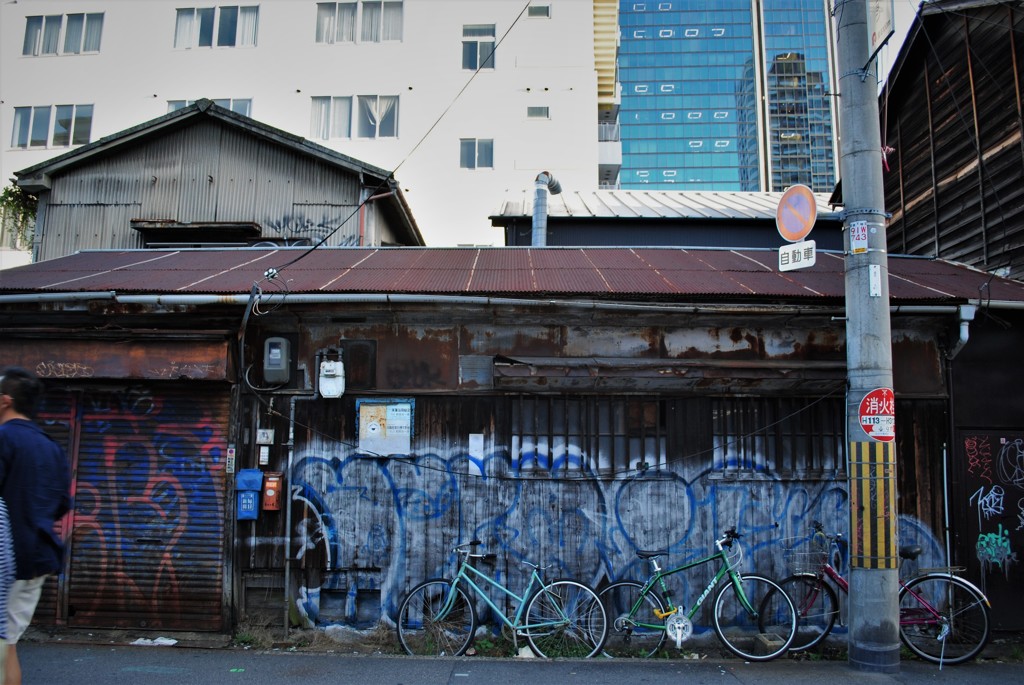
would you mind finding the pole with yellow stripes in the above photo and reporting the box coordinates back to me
[836,0,901,672]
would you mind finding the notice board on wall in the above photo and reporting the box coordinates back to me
[356,398,414,456]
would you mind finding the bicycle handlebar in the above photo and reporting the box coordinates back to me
[716,527,741,548]
[452,540,499,564]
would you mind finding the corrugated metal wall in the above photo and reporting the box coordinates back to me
[36,385,230,631]
[35,121,367,261]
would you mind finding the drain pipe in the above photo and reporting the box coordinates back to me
[531,171,562,247]
[280,350,319,638]
[945,304,978,360]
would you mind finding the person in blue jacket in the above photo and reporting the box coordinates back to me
[0,368,71,685]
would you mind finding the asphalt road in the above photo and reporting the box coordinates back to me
[16,642,1024,685]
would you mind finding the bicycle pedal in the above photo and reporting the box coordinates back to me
[653,608,677,619]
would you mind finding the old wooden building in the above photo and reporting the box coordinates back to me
[14,99,424,260]
[1,245,1023,635]
[880,0,1024,281]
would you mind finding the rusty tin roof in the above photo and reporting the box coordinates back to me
[2,247,1022,305]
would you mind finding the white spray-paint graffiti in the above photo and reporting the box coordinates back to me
[261,442,946,630]
[970,485,1005,526]
[998,438,1024,489]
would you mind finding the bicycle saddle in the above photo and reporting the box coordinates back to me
[636,549,668,559]
[899,545,923,560]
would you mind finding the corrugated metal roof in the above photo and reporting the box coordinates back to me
[491,190,842,222]
[3,247,1022,305]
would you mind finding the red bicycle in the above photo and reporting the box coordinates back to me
[773,522,991,665]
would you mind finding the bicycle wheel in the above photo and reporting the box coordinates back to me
[899,574,990,665]
[396,579,476,656]
[524,579,608,658]
[713,573,796,661]
[598,581,667,658]
[772,573,839,652]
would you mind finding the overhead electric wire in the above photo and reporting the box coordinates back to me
[259,0,533,282]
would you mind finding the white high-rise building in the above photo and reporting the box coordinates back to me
[1,0,612,247]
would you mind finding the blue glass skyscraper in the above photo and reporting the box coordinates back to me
[617,1,837,192]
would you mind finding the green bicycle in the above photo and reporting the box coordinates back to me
[599,528,797,661]
[396,540,608,658]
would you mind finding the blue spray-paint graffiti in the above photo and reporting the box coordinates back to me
[281,445,943,631]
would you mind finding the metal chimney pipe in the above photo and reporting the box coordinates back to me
[531,171,562,247]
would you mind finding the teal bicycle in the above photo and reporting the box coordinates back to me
[598,528,797,661]
[396,540,608,658]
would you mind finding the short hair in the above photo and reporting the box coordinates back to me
[0,367,43,418]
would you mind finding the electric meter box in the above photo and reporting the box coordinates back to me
[263,337,290,384]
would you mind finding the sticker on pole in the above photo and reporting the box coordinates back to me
[859,387,895,442]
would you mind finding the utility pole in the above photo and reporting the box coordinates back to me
[836,0,900,672]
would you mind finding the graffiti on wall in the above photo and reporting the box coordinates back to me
[268,440,947,631]
[68,388,226,629]
[961,433,1023,604]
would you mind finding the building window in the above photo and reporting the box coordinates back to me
[168,99,252,116]
[174,6,259,49]
[356,95,398,138]
[507,396,667,476]
[463,24,495,70]
[527,5,551,18]
[11,104,93,149]
[316,2,357,43]
[527,106,549,119]
[359,1,403,42]
[23,13,104,55]
[310,96,353,139]
[712,397,844,476]
[460,138,493,169]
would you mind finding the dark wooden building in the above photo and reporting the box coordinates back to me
[880,0,1024,281]
[2,246,1023,636]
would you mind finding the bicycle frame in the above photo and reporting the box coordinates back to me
[625,536,753,631]
[435,554,567,633]
[804,536,974,628]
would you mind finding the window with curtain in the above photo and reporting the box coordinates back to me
[174,6,258,48]
[462,25,495,70]
[22,13,103,55]
[310,96,353,139]
[10,104,93,149]
[359,1,402,42]
[356,95,398,138]
[316,2,357,43]
[459,138,494,169]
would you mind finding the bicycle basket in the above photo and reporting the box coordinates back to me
[781,534,828,575]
